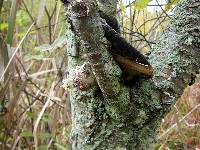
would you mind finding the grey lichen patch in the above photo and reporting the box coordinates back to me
[104,55,122,77]
[69,88,106,146]
[103,59,123,94]
[104,87,130,121]
[134,109,148,125]
[131,80,158,105]
[169,0,200,46]
[97,0,118,15]
[149,0,200,99]
[117,85,130,106]
[137,0,200,124]
[149,34,180,88]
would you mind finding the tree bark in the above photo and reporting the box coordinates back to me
[62,0,200,149]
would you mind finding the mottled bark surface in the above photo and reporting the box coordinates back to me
[62,0,200,149]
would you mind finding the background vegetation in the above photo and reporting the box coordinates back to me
[0,0,199,149]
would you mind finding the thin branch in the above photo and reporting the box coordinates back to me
[21,0,46,43]
[158,104,200,139]
[0,23,35,82]
[33,82,56,150]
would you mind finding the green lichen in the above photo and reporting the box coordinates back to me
[149,0,200,95]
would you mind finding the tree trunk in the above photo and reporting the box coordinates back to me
[62,0,200,149]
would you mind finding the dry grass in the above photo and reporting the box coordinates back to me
[156,77,200,150]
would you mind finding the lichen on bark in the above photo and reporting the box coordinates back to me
[62,0,200,149]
